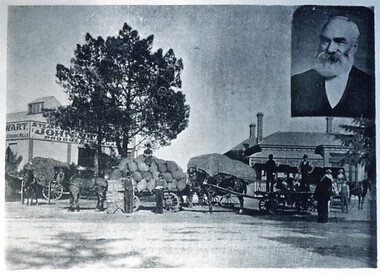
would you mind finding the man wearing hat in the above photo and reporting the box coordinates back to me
[314,169,333,223]
[298,154,314,191]
[264,154,277,192]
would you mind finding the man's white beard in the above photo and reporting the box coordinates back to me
[313,50,354,78]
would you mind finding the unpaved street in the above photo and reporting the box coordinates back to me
[4,193,377,269]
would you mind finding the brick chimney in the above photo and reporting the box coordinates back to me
[249,123,256,139]
[326,117,333,133]
[257,112,264,143]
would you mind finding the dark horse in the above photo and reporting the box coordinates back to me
[22,169,40,205]
[348,179,369,210]
[68,168,108,212]
[187,167,247,213]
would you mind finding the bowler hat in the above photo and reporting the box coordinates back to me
[303,154,308,159]
[326,169,332,174]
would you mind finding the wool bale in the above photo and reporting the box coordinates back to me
[177,178,187,192]
[137,161,150,172]
[118,158,133,171]
[155,178,167,188]
[110,168,122,180]
[142,171,153,181]
[166,161,178,173]
[161,172,173,183]
[149,162,158,173]
[172,170,186,181]
[132,171,142,182]
[167,182,176,191]
[131,177,137,186]
[146,179,156,192]
[121,168,133,178]
[134,154,145,162]
[136,179,147,192]
[152,171,160,181]
[171,179,178,188]
[128,161,138,172]
[157,162,168,173]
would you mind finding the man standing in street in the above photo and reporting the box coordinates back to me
[264,154,277,192]
[314,169,333,223]
[299,154,314,191]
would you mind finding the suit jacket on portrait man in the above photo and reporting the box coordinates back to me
[291,66,375,118]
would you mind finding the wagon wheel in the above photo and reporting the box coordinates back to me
[267,197,285,215]
[259,197,269,212]
[219,187,239,207]
[42,182,64,200]
[163,192,180,212]
[133,194,140,212]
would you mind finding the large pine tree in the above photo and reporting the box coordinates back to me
[47,23,190,173]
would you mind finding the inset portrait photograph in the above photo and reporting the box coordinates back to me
[291,6,374,118]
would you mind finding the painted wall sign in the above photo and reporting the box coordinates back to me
[5,122,30,139]
[6,121,134,147]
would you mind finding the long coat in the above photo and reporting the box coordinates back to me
[291,66,374,118]
[314,175,333,202]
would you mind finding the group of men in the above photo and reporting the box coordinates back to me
[264,154,313,193]
[264,154,350,223]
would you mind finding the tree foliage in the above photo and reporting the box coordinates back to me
[47,23,190,172]
[334,118,376,182]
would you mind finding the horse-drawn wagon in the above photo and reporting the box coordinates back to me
[20,158,70,204]
[186,153,257,213]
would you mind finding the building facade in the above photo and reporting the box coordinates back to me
[6,96,135,170]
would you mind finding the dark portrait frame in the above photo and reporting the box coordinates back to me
[290,6,375,118]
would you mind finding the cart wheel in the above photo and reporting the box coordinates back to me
[259,198,268,212]
[163,192,180,212]
[133,195,140,212]
[267,198,285,215]
[42,182,64,200]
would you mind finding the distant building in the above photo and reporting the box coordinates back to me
[225,113,362,182]
[6,96,135,170]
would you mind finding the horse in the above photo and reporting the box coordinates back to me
[348,179,369,210]
[68,168,109,212]
[187,167,247,214]
[21,169,40,206]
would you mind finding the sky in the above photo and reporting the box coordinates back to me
[4,4,370,169]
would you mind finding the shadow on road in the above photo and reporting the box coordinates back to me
[6,231,176,269]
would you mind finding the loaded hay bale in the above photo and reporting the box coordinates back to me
[28,157,70,183]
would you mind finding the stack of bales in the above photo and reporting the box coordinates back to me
[110,155,187,193]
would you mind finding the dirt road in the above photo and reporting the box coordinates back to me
[4,193,377,269]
